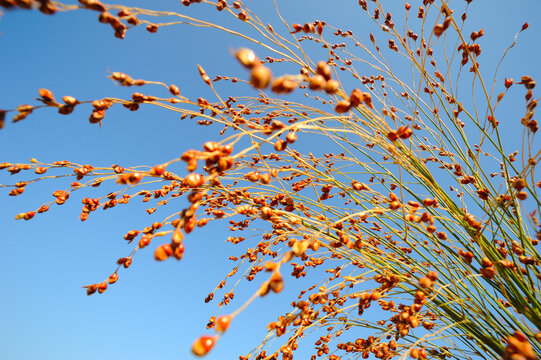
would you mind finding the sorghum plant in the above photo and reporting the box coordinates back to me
[1,1,540,360]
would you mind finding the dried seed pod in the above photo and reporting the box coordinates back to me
[86,284,98,296]
[245,171,260,182]
[108,273,118,284]
[513,178,527,190]
[38,1,57,15]
[235,48,258,69]
[260,173,271,184]
[169,84,180,96]
[285,132,297,144]
[62,96,79,106]
[334,99,351,113]
[361,92,374,108]
[79,0,106,12]
[185,173,204,188]
[271,76,298,94]
[172,243,185,260]
[517,191,528,200]
[172,229,184,246]
[308,75,326,91]
[387,130,398,141]
[97,281,108,294]
[215,315,232,332]
[349,89,363,107]
[274,139,287,152]
[418,276,433,288]
[191,335,217,356]
[389,201,401,210]
[12,0,32,9]
[138,234,152,248]
[269,271,284,293]
[146,24,158,33]
[518,75,536,89]
[433,24,444,37]
[150,164,166,176]
[237,10,249,21]
[197,65,211,86]
[316,61,332,80]
[39,88,55,102]
[324,79,339,94]
[426,271,438,281]
[154,243,173,261]
[302,22,315,34]
[250,66,272,89]
[217,156,234,171]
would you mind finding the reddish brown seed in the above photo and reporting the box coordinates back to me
[324,79,339,94]
[245,171,261,182]
[285,132,297,144]
[86,284,98,296]
[191,335,217,356]
[185,173,204,188]
[172,229,184,245]
[38,88,55,102]
[250,66,272,89]
[349,88,363,107]
[274,139,287,152]
[62,96,78,106]
[108,273,118,284]
[169,84,180,96]
[389,201,401,210]
[215,315,232,332]
[172,243,185,260]
[237,10,249,21]
[387,130,398,141]
[235,48,258,69]
[308,75,326,91]
[271,76,298,94]
[513,178,527,190]
[202,141,219,152]
[427,271,438,281]
[269,272,284,293]
[154,243,173,261]
[316,61,332,80]
[418,277,433,288]
[37,205,49,213]
[517,191,528,200]
[139,234,152,248]
[23,211,35,220]
[334,99,351,113]
[221,144,233,155]
[302,22,315,34]
[97,281,108,294]
[150,164,166,176]
[197,65,211,86]
[260,173,271,184]
[217,156,234,171]
[146,24,158,33]
[14,213,26,220]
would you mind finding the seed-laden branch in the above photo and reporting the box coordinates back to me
[1,1,540,360]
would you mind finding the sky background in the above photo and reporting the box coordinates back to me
[1,1,540,359]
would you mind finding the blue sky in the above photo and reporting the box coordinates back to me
[1,1,540,359]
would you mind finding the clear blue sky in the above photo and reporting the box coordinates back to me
[1,1,540,359]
